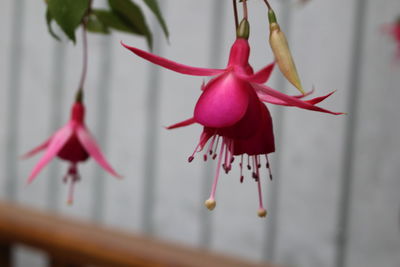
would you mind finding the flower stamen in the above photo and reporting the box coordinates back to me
[205,140,226,211]
[265,154,273,180]
[63,163,81,205]
[240,155,244,183]
[255,156,267,217]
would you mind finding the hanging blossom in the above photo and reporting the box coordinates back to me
[122,19,342,217]
[23,94,121,204]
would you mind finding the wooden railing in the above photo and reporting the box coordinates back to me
[0,201,278,267]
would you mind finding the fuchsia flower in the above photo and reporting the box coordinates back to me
[23,99,121,204]
[122,21,342,217]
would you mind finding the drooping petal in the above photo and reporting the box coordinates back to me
[166,117,196,130]
[21,138,51,159]
[27,124,73,184]
[255,87,334,106]
[217,88,263,139]
[234,103,275,156]
[238,62,275,84]
[252,83,344,115]
[306,91,336,105]
[194,73,250,127]
[76,126,122,178]
[121,42,225,76]
[57,134,89,163]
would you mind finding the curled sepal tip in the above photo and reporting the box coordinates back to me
[237,18,250,40]
[268,10,304,94]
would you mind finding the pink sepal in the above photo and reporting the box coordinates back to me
[27,124,73,184]
[21,138,51,159]
[252,83,343,115]
[238,62,275,84]
[166,117,196,130]
[121,42,225,76]
[76,126,122,178]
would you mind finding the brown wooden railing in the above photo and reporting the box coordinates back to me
[0,201,278,267]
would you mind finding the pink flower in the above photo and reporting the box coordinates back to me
[122,29,342,216]
[23,100,121,204]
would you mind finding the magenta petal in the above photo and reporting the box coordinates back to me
[306,91,336,105]
[252,83,344,115]
[166,117,196,130]
[121,42,225,76]
[240,62,275,84]
[76,126,122,178]
[255,87,313,106]
[194,73,250,127]
[27,125,73,184]
[21,138,51,159]
[234,103,275,155]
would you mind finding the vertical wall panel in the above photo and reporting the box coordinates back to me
[273,0,357,266]
[101,22,152,233]
[347,0,400,266]
[154,0,216,246]
[0,0,12,199]
[3,0,25,202]
[16,0,55,209]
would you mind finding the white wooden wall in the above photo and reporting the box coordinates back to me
[1,0,400,267]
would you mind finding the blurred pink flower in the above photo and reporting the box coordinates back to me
[23,101,121,204]
[122,36,341,216]
[383,17,400,59]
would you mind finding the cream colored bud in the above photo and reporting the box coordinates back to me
[269,22,305,94]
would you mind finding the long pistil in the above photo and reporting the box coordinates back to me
[255,156,267,217]
[205,141,226,211]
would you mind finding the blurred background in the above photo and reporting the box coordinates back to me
[1,0,400,266]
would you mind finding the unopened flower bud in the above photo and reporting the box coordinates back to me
[268,9,305,94]
[237,18,250,40]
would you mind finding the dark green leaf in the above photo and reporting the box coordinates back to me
[142,0,169,39]
[45,7,61,41]
[93,9,139,34]
[48,0,90,42]
[87,13,110,34]
[108,0,153,49]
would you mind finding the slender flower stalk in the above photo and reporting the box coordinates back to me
[242,0,248,20]
[232,0,239,29]
[263,0,272,10]
[78,19,89,93]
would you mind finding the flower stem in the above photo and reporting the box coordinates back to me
[77,21,88,95]
[263,0,272,10]
[232,0,239,29]
[242,0,248,20]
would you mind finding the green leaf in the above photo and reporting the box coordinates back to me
[48,0,90,42]
[108,0,153,49]
[93,9,140,34]
[142,0,169,39]
[87,13,110,34]
[45,7,61,41]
